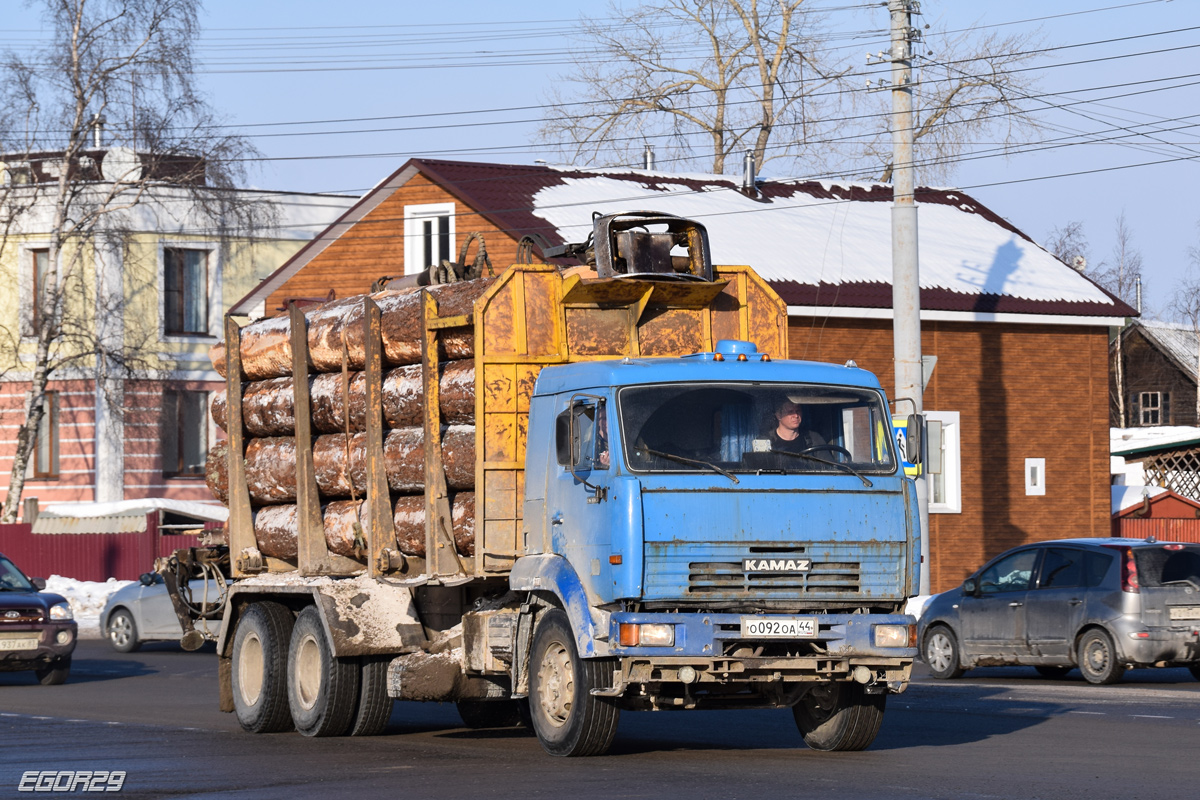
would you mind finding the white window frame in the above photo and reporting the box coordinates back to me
[157,241,221,343]
[403,202,455,276]
[1025,457,1046,496]
[925,410,961,514]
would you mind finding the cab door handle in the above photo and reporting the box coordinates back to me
[551,512,564,526]
[1008,602,1023,608]
[1068,599,1083,605]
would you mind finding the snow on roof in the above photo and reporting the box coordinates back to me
[38,498,228,522]
[1112,484,1168,515]
[1134,320,1199,379]
[1111,426,1200,456]
[530,175,1113,307]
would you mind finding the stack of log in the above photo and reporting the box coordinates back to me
[205,279,494,564]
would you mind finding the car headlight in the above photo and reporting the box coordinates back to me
[873,624,913,648]
[49,602,73,621]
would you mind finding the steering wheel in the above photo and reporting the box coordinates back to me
[799,444,853,461]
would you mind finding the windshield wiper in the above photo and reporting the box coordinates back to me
[644,447,739,484]
[1162,578,1200,591]
[769,449,873,487]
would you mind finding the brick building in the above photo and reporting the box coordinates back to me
[232,158,1134,592]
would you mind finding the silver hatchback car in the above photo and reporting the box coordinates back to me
[919,538,1200,684]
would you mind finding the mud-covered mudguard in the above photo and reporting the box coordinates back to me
[509,554,599,657]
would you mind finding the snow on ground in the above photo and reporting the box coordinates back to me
[44,575,133,639]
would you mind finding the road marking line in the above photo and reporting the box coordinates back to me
[1132,714,1173,719]
[1068,711,1105,715]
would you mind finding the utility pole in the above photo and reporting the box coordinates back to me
[888,0,930,595]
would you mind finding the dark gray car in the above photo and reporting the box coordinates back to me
[919,537,1200,684]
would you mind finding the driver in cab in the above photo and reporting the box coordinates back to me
[769,399,826,453]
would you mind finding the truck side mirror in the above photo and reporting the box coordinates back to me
[554,411,572,465]
[906,413,924,465]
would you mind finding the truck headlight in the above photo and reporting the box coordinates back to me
[873,624,913,648]
[618,623,674,647]
[49,602,73,621]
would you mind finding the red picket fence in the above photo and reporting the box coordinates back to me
[0,513,212,581]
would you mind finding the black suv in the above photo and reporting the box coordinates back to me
[920,538,1200,684]
[0,552,77,684]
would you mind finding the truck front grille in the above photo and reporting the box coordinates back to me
[643,541,904,603]
[687,560,861,594]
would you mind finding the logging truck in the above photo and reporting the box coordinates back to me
[199,212,920,756]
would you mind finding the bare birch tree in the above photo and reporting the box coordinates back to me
[1044,220,1090,271]
[0,0,264,522]
[540,0,856,175]
[541,1,1046,181]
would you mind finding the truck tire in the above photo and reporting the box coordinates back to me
[287,605,360,737]
[792,682,886,752]
[457,699,523,729]
[348,655,393,737]
[231,601,295,733]
[106,609,141,653]
[527,610,620,757]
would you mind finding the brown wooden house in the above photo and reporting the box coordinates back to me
[1111,320,1199,428]
[231,158,1135,593]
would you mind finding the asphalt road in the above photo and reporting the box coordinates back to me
[3,640,1200,799]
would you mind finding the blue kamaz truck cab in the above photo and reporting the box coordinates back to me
[511,334,919,755]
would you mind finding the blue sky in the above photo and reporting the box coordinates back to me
[6,0,1198,315]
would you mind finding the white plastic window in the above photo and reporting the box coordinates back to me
[404,203,455,275]
[925,411,961,514]
[1025,457,1046,496]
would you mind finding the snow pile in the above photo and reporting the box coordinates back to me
[43,575,133,639]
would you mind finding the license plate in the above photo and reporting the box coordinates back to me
[1169,606,1200,620]
[0,638,39,651]
[740,616,817,639]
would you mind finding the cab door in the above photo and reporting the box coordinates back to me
[959,548,1040,660]
[547,394,615,600]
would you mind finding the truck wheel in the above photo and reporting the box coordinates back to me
[287,606,360,737]
[792,682,886,752]
[1077,628,1125,685]
[107,609,141,653]
[457,699,523,729]
[34,658,71,686]
[527,609,620,757]
[923,625,965,680]
[348,655,393,737]
[231,601,295,733]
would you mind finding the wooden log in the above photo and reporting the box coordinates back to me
[211,280,493,380]
[206,440,230,505]
[251,501,374,561]
[208,426,477,505]
[393,492,475,558]
[211,361,475,435]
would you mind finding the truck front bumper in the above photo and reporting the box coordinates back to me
[600,611,915,697]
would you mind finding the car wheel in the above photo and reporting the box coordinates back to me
[287,606,360,737]
[107,609,140,653]
[1034,665,1072,678]
[231,601,295,733]
[457,699,524,729]
[1077,629,1125,685]
[792,681,886,751]
[527,609,620,757]
[34,657,71,686]
[347,655,393,737]
[924,626,965,680]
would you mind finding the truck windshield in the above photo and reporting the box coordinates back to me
[618,383,897,475]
